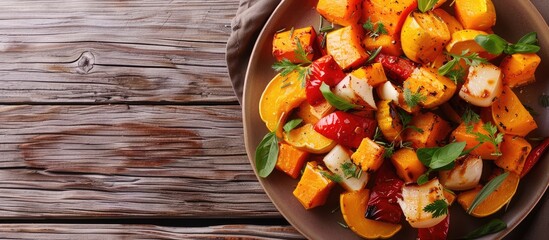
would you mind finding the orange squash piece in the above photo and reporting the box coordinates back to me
[454,0,496,31]
[491,86,537,137]
[317,0,361,27]
[404,67,457,109]
[350,63,388,87]
[404,112,452,149]
[495,135,531,175]
[293,161,335,210]
[363,34,402,57]
[443,189,456,206]
[433,9,464,35]
[500,53,541,88]
[446,30,499,60]
[296,100,335,125]
[340,189,402,238]
[284,123,336,154]
[390,148,427,184]
[457,172,520,217]
[376,100,404,142]
[351,138,385,172]
[401,11,451,63]
[326,25,369,70]
[272,26,316,63]
[259,71,307,137]
[451,120,500,160]
[276,143,309,179]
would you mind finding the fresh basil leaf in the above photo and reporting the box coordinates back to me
[417,147,438,167]
[418,0,437,13]
[475,34,507,55]
[255,132,279,178]
[460,219,507,239]
[517,32,538,45]
[283,118,303,133]
[508,43,540,54]
[320,82,361,111]
[430,142,466,169]
[417,171,430,185]
[467,172,509,214]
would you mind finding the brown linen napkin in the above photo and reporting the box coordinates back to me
[225,0,548,239]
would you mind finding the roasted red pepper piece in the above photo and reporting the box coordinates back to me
[306,55,347,105]
[314,111,377,149]
[521,137,549,178]
[374,52,417,83]
[365,162,404,224]
[418,213,450,240]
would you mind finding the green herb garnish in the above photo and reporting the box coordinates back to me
[459,219,507,239]
[341,162,363,179]
[254,132,279,178]
[403,87,427,108]
[418,0,438,13]
[367,46,382,63]
[283,118,303,133]
[320,82,361,111]
[321,171,343,183]
[423,199,448,218]
[467,172,509,214]
[472,122,503,156]
[438,50,487,81]
[416,142,467,184]
[363,17,388,39]
[475,32,540,55]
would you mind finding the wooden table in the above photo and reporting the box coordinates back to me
[0,0,303,238]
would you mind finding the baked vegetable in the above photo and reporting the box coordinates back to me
[316,0,361,27]
[433,9,464,35]
[404,67,457,109]
[314,111,377,149]
[293,161,336,209]
[306,55,347,106]
[351,138,385,172]
[439,155,483,191]
[446,29,498,60]
[454,0,496,31]
[276,143,309,179]
[326,25,369,70]
[284,123,336,154]
[376,100,404,142]
[451,120,500,160]
[323,145,369,191]
[272,26,316,63]
[495,135,532,175]
[390,148,427,184]
[398,179,448,228]
[350,63,388,87]
[401,11,451,63]
[296,100,334,125]
[333,74,377,110]
[500,53,541,88]
[491,86,537,137]
[459,63,503,107]
[404,111,452,149]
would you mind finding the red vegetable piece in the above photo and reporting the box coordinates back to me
[305,55,346,105]
[365,162,404,224]
[374,52,417,83]
[521,137,549,178]
[314,111,377,149]
[418,213,450,240]
[315,33,328,57]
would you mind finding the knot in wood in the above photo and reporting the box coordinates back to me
[77,51,95,74]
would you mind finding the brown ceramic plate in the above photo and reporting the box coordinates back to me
[243,0,549,239]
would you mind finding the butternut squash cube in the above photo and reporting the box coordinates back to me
[390,148,427,184]
[272,26,316,63]
[495,135,532,175]
[361,0,417,36]
[276,143,309,179]
[350,63,388,87]
[317,0,361,27]
[451,120,500,160]
[404,112,452,149]
[492,86,537,137]
[326,25,369,70]
[454,0,496,31]
[401,11,451,63]
[293,161,336,209]
[363,34,402,57]
[500,53,541,88]
[404,67,457,109]
[433,9,464,35]
[296,100,335,125]
[351,138,385,172]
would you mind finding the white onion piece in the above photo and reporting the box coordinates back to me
[323,145,368,191]
[398,179,448,228]
[439,155,483,191]
[376,81,400,103]
[459,63,503,107]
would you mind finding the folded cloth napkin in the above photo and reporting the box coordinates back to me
[226,0,548,239]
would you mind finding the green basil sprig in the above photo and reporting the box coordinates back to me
[459,219,507,239]
[467,172,510,214]
[475,32,540,55]
[255,132,279,178]
[283,118,303,133]
[319,82,361,111]
[418,0,437,13]
[416,142,467,185]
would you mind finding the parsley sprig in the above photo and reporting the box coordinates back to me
[341,162,363,179]
[272,37,312,86]
[363,18,388,39]
[438,50,488,84]
[475,32,540,55]
[403,87,426,108]
[461,108,503,156]
[424,199,448,218]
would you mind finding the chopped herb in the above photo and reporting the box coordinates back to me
[459,219,507,239]
[446,67,466,84]
[403,87,426,108]
[462,107,481,126]
[272,37,313,87]
[539,94,549,108]
[396,108,423,134]
[424,199,448,218]
[283,118,303,133]
[468,172,509,214]
[373,127,382,142]
[475,32,540,55]
[438,50,487,80]
[331,206,341,214]
[472,122,503,156]
[417,170,431,185]
[320,82,362,111]
[320,25,334,33]
[367,46,382,63]
[337,221,350,229]
[255,132,279,178]
[321,171,343,183]
[363,17,388,39]
[418,0,438,13]
[382,142,396,158]
[294,37,312,64]
[341,162,363,179]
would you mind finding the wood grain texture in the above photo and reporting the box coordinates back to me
[0,224,304,239]
[0,0,238,103]
[0,105,279,218]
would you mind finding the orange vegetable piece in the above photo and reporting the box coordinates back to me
[457,172,520,217]
[296,100,334,125]
[340,189,402,238]
[276,143,309,179]
[351,137,385,172]
[361,0,417,36]
[350,63,388,87]
[259,71,306,137]
[376,100,403,142]
[433,9,464,35]
[491,86,537,137]
[404,112,452,149]
[446,30,499,60]
[293,161,335,210]
[401,11,451,63]
[363,34,402,57]
[404,67,457,109]
[454,0,496,31]
[443,189,456,206]
[272,26,316,63]
[316,0,361,27]
[500,53,541,88]
[326,25,369,70]
[283,123,336,154]
[495,135,532,175]
[451,120,500,160]
[390,148,427,184]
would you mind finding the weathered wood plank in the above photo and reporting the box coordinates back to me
[0,224,304,240]
[0,0,239,103]
[0,105,279,218]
